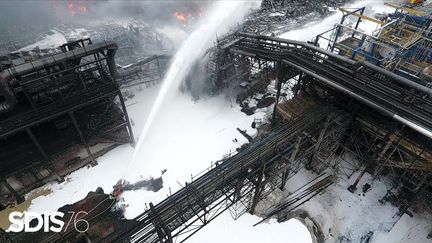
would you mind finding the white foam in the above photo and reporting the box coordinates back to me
[126,0,262,177]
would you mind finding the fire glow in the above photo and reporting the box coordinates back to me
[67,0,89,16]
[174,11,191,22]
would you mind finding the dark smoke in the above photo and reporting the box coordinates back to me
[0,0,211,36]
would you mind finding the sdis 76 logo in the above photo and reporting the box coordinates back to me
[7,211,89,233]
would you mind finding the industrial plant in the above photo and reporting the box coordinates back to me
[0,0,431,242]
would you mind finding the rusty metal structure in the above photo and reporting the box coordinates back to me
[0,39,134,206]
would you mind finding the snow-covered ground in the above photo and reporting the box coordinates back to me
[26,83,260,215]
[17,0,431,242]
[191,213,313,243]
[257,165,432,242]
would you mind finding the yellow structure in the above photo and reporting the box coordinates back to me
[339,8,385,25]
[384,2,428,16]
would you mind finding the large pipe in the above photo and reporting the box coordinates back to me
[281,59,432,139]
[359,61,432,97]
[236,33,432,97]
[0,41,118,114]
[237,32,357,65]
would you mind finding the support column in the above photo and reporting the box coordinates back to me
[354,8,366,32]
[150,202,173,243]
[1,178,24,204]
[250,161,266,214]
[377,133,398,160]
[156,57,162,80]
[347,164,369,193]
[69,111,97,166]
[117,91,135,146]
[348,128,395,193]
[272,62,286,126]
[234,182,243,202]
[26,128,62,182]
[307,116,332,170]
[281,136,302,190]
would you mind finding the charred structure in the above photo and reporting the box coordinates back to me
[0,39,134,207]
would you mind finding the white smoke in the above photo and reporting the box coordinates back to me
[126,0,261,172]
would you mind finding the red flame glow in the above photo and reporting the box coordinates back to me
[174,11,191,22]
[67,0,89,16]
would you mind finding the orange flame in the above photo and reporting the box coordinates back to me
[67,0,89,16]
[174,11,191,22]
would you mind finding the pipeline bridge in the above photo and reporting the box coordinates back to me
[222,33,432,139]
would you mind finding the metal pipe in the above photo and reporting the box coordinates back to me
[393,114,432,138]
[282,59,432,139]
[236,33,432,97]
[237,32,357,65]
[377,19,399,37]
[0,41,118,114]
[359,61,432,97]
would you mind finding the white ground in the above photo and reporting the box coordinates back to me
[17,0,431,242]
[257,166,432,242]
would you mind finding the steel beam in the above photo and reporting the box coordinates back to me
[1,178,24,204]
[272,62,286,125]
[117,91,135,145]
[25,128,63,182]
[281,136,302,190]
[250,161,266,214]
[68,111,97,166]
[307,116,332,170]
